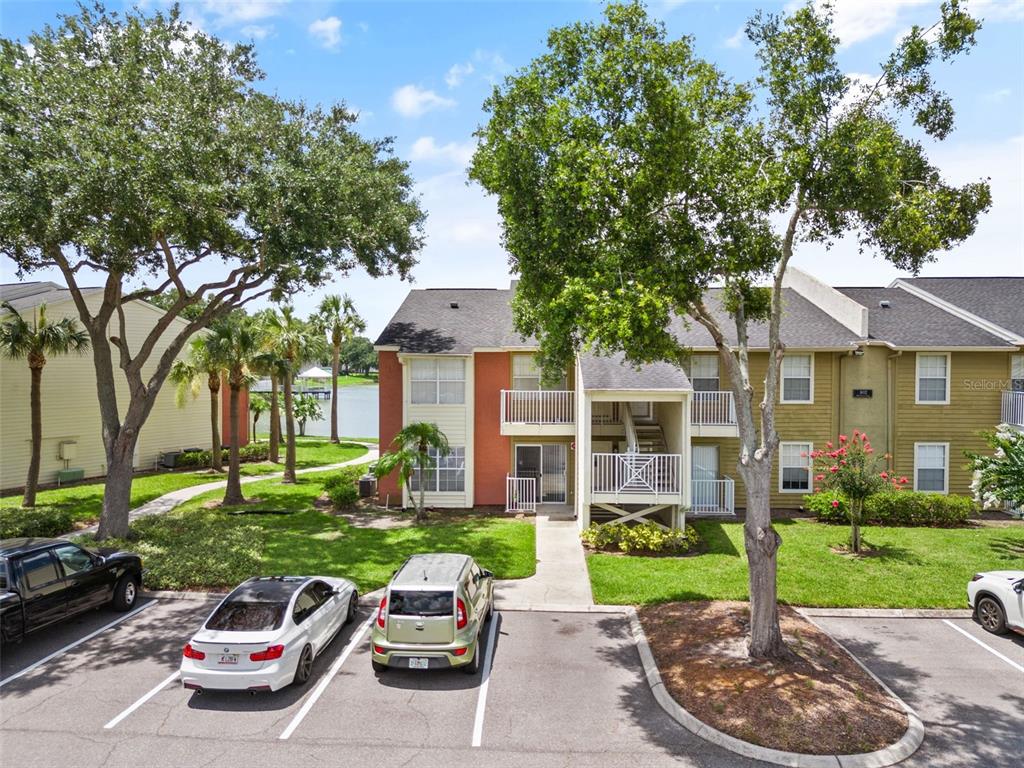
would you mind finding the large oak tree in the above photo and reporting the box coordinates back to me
[470,0,990,657]
[0,3,425,538]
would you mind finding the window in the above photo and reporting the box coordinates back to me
[206,601,286,632]
[21,551,60,590]
[1012,354,1024,392]
[309,580,334,605]
[512,354,566,390]
[389,590,454,617]
[410,358,465,404]
[781,354,813,403]
[915,443,948,493]
[53,544,94,576]
[292,585,319,624]
[409,446,466,493]
[689,355,720,392]
[779,442,812,493]
[916,353,950,404]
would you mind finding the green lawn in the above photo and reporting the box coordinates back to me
[80,470,536,593]
[588,518,1024,608]
[334,373,377,386]
[240,438,368,475]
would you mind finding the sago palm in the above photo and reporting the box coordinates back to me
[170,333,225,472]
[374,422,450,522]
[315,294,365,443]
[0,301,89,506]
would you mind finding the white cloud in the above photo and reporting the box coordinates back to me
[982,88,1012,102]
[239,24,272,40]
[308,17,342,50]
[391,85,456,118]
[201,1,289,25]
[790,0,930,47]
[445,61,474,89]
[965,0,1024,22]
[723,26,745,49]
[358,21,370,33]
[410,136,476,168]
[473,49,510,83]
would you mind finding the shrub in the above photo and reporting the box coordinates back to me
[806,490,974,527]
[0,505,75,538]
[328,482,360,509]
[581,522,700,554]
[177,443,269,468]
[322,466,363,491]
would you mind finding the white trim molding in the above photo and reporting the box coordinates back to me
[914,351,951,405]
[913,442,949,495]
[778,441,813,494]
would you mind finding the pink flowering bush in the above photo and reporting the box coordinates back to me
[808,430,908,553]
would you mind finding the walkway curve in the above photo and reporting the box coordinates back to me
[68,443,378,537]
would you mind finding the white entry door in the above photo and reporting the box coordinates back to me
[692,445,719,512]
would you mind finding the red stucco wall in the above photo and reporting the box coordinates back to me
[474,352,511,506]
[220,378,250,446]
[377,351,403,499]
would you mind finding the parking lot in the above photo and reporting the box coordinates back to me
[1,599,1021,767]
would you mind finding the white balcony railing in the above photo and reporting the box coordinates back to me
[506,474,537,514]
[692,477,736,516]
[501,389,575,425]
[690,391,737,426]
[1002,390,1024,427]
[592,453,682,497]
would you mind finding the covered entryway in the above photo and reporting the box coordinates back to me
[691,444,735,516]
[514,443,568,504]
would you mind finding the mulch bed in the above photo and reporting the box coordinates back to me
[638,601,908,755]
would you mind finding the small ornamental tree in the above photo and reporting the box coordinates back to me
[293,393,324,437]
[809,430,908,553]
[967,430,1024,513]
[249,392,271,440]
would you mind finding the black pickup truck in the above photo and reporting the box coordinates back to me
[1,538,143,643]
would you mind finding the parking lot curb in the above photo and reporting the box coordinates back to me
[627,607,925,768]
[141,589,224,601]
[797,607,972,619]
[494,602,629,613]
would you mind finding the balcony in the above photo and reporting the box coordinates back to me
[500,390,575,435]
[591,452,683,505]
[1001,390,1024,428]
[690,391,739,436]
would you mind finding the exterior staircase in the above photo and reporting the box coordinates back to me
[634,423,667,454]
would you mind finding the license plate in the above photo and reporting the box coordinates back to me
[408,657,429,669]
[218,654,239,665]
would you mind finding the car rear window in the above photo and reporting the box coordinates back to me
[206,601,286,632]
[389,590,454,617]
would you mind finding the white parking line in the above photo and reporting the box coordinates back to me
[0,601,155,689]
[278,614,373,740]
[471,613,500,748]
[942,619,1024,673]
[103,670,180,729]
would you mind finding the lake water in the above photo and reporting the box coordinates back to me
[298,384,379,439]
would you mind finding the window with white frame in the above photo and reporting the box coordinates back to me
[409,446,465,492]
[914,443,948,493]
[779,442,812,492]
[1012,354,1024,392]
[410,358,465,404]
[916,353,949,403]
[689,355,720,392]
[512,354,565,390]
[781,354,813,403]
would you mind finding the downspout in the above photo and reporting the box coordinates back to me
[887,350,903,472]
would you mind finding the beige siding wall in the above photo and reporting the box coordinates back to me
[0,295,209,491]
[838,345,891,454]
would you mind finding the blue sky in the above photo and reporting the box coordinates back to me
[1,0,1022,337]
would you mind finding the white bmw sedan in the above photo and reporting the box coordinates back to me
[180,575,358,693]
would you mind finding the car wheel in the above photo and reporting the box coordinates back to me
[462,635,482,675]
[371,660,388,674]
[347,591,358,623]
[111,575,139,611]
[292,644,314,686]
[976,596,1008,635]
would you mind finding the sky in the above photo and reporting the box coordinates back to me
[1,0,1022,339]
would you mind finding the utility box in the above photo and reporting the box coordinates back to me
[359,474,377,498]
[57,468,85,485]
[58,441,78,461]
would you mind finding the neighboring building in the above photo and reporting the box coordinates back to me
[0,282,245,492]
[374,270,1023,529]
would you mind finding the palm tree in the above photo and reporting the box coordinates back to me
[263,307,325,483]
[205,316,262,505]
[0,301,89,506]
[315,294,365,443]
[251,340,287,463]
[170,334,225,472]
[374,422,450,523]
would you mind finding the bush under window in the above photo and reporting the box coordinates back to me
[805,490,974,527]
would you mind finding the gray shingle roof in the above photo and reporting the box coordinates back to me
[899,277,1024,338]
[836,287,1015,348]
[0,282,102,313]
[579,352,691,391]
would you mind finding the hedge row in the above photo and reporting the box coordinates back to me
[805,490,974,527]
[581,522,700,554]
[177,443,269,468]
[0,505,76,538]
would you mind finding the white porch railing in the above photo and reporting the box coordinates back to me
[506,474,537,514]
[1001,390,1024,427]
[592,453,682,496]
[591,401,621,425]
[501,390,575,425]
[691,477,736,516]
[690,391,737,426]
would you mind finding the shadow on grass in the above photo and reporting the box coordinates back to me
[988,535,1024,561]
[691,520,741,557]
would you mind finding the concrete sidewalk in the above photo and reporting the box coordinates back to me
[495,512,594,609]
[69,446,378,537]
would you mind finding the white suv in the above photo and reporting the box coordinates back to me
[967,571,1024,635]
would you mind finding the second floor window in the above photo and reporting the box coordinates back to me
[689,355,720,392]
[1012,354,1024,392]
[916,353,949,404]
[781,354,813,403]
[410,358,465,404]
[512,354,566,390]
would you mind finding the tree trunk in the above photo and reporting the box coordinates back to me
[96,432,138,540]
[851,499,862,554]
[23,365,43,507]
[269,376,281,463]
[283,374,297,483]
[740,458,788,659]
[209,381,223,472]
[330,343,340,443]
[417,454,427,523]
[299,419,306,437]
[223,382,245,505]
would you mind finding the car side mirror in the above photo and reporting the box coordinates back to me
[481,569,494,579]
[1014,581,1023,594]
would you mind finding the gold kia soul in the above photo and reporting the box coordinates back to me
[371,553,494,674]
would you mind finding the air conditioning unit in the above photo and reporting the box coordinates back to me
[58,441,77,460]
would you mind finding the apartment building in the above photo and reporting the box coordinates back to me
[374,270,1023,529]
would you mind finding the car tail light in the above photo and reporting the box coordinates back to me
[376,596,387,629]
[183,643,205,660]
[971,573,984,582]
[373,645,386,655]
[456,598,467,630]
[453,647,468,657]
[250,645,285,662]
